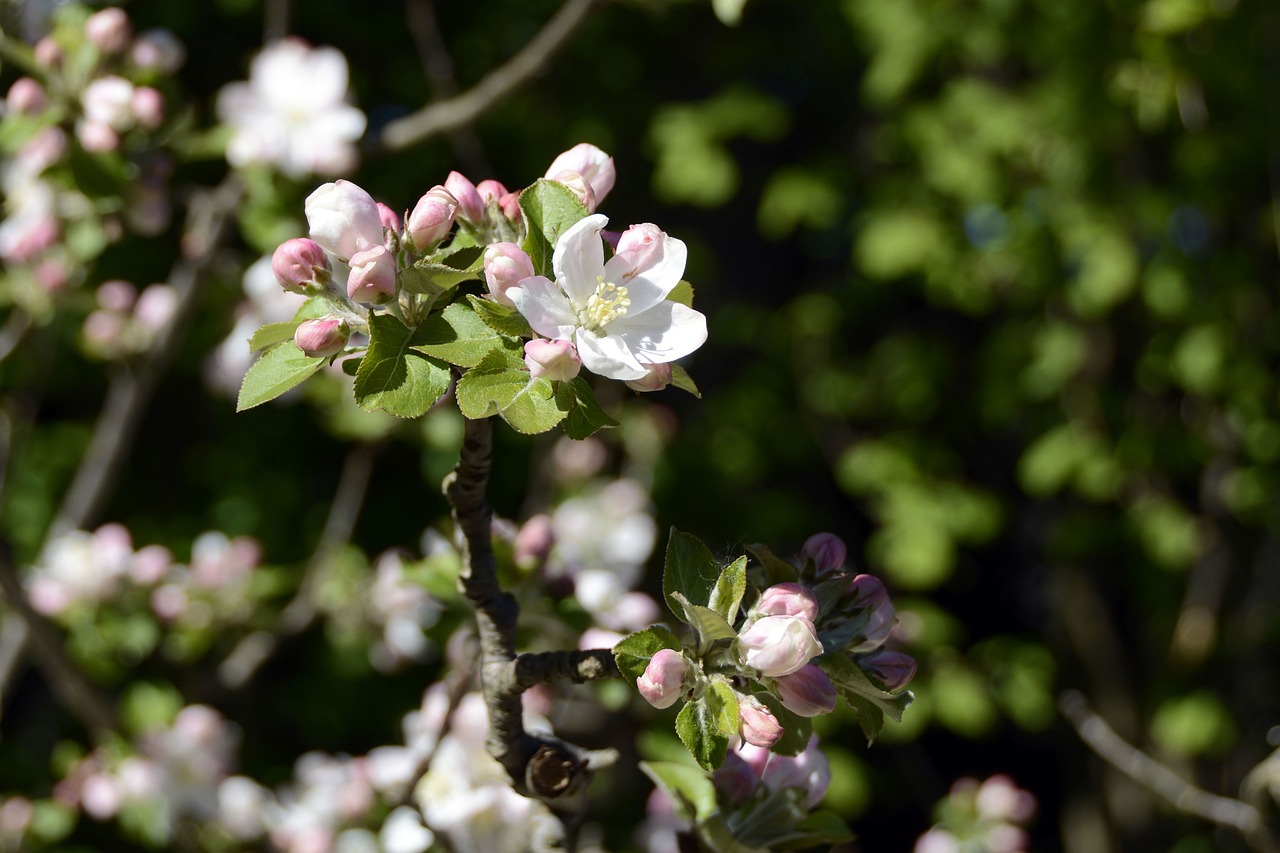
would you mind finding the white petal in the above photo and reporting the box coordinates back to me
[552,214,608,307]
[609,301,707,364]
[574,329,648,380]
[508,277,577,340]
[603,233,687,315]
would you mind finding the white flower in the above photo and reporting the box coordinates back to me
[216,39,366,178]
[508,214,707,381]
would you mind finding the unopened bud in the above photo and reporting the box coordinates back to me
[524,339,581,382]
[739,615,823,677]
[347,244,397,302]
[34,37,62,67]
[847,573,895,652]
[498,190,523,222]
[548,170,597,212]
[773,664,837,717]
[624,363,672,393]
[272,238,331,293]
[760,735,830,808]
[753,582,819,622]
[130,87,164,129]
[77,120,119,152]
[637,649,688,709]
[7,78,47,114]
[85,7,132,54]
[476,179,509,205]
[801,532,847,574]
[738,697,783,748]
[131,29,185,73]
[545,143,616,208]
[859,649,916,692]
[444,171,483,224]
[613,223,666,277]
[713,750,757,805]
[376,202,401,233]
[483,242,534,306]
[407,186,457,250]
[133,284,177,332]
[96,280,137,312]
[294,317,349,358]
[82,76,136,131]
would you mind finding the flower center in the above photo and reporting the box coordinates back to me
[580,277,630,332]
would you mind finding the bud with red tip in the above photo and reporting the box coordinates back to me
[444,171,484,224]
[483,242,535,306]
[294,317,349,358]
[407,186,457,250]
[637,649,688,709]
[272,238,331,293]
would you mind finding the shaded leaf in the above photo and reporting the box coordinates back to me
[640,761,718,824]
[467,294,533,338]
[671,592,737,656]
[676,697,728,771]
[558,376,620,440]
[664,529,723,616]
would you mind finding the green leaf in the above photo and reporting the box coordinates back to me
[709,556,747,624]
[248,321,299,353]
[353,314,451,418]
[398,259,482,295]
[671,592,737,656]
[558,377,620,439]
[519,178,591,277]
[236,342,324,412]
[455,349,568,434]
[819,654,914,741]
[640,761,718,823]
[701,817,771,853]
[676,697,728,771]
[746,543,799,586]
[340,357,361,376]
[664,529,723,615]
[670,363,702,398]
[706,678,741,738]
[668,280,695,307]
[774,811,855,850]
[467,294,534,338]
[613,625,683,683]
[414,301,506,367]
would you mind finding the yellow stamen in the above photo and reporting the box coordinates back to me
[581,276,630,332]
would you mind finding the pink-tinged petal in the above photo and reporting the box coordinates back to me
[603,229,687,315]
[552,214,608,307]
[608,301,707,365]
[305,180,382,259]
[574,329,648,381]
[507,276,577,340]
[545,143,616,206]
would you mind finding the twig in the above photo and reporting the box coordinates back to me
[1060,689,1276,850]
[372,0,602,153]
[218,444,376,689]
[442,415,619,837]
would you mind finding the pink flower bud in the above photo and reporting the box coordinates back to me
[305,180,384,260]
[82,76,136,131]
[524,339,581,382]
[272,238,331,293]
[545,143,616,208]
[133,284,177,332]
[85,8,132,54]
[407,186,457,250]
[548,170,597,212]
[7,78,46,114]
[848,574,895,652]
[476,179,509,204]
[773,664,837,717]
[346,244,397,302]
[77,120,119,152]
[636,649,687,709]
[623,363,672,393]
[131,29,185,72]
[483,242,535,306]
[96,280,137,312]
[130,544,171,585]
[859,649,916,692]
[498,190,523,222]
[754,582,819,622]
[739,697,783,748]
[738,615,823,677]
[130,86,164,129]
[513,514,555,569]
[34,37,62,68]
[294,317,349,358]
[444,171,484,224]
[976,775,1036,823]
[376,203,401,232]
[801,532,847,573]
[613,223,667,277]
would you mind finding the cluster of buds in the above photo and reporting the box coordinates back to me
[915,775,1038,853]
[81,279,178,360]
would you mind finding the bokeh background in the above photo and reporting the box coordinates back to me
[2,0,1278,850]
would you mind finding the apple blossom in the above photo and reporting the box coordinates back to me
[85,7,132,54]
[134,284,178,333]
[738,614,823,677]
[304,180,382,261]
[83,76,136,131]
[407,186,457,250]
[444,171,484,224]
[773,664,837,717]
[738,696,783,747]
[97,280,137,312]
[801,532,847,573]
[272,237,331,292]
[295,317,349,358]
[524,339,582,382]
[752,582,819,622]
[545,143,616,209]
[483,242,535,306]
[508,214,707,381]
[636,649,688,709]
[347,244,397,302]
[848,573,896,652]
[34,37,62,67]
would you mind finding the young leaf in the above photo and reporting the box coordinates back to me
[519,178,590,278]
[640,761,718,824]
[353,313,451,418]
[467,294,533,338]
[672,591,737,656]
[248,321,300,353]
[613,625,683,683]
[671,363,702,398]
[413,301,505,367]
[663,529,723,616]
[236,342,324,412]
[557,376,620,440]
[819,653,914,740]
[676,697,728,771]
[708,556,748,624]
[706,678,741,738]
[455,349,568,434]
[398,259,482,295]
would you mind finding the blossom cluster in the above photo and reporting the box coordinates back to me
[914,774,1038,853]
[80,279,178,360]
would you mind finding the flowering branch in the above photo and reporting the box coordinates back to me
[1059,690,1277,851]
[372,0,601,152]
